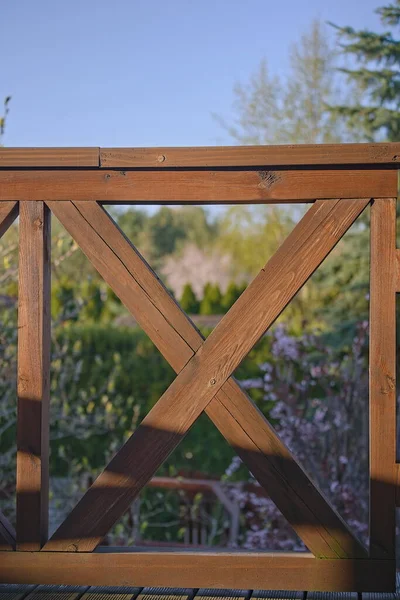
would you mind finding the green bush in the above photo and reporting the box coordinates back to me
[50,323,271,477]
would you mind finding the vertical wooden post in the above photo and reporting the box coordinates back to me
[369,197,397,559]
[16,201,51,550]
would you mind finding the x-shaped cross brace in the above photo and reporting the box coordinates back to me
[43,198,369,558]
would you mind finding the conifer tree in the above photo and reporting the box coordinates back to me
[222,282,245,311]
[329,1,400,141]
[200,284,223,315]
[180,283,200,314]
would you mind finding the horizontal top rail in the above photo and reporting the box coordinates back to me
[1,143,400,169]
[0,147,99,167]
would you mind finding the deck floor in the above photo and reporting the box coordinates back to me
[2,576,400,600]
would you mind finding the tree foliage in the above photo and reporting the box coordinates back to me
[329,0,400,141]
[0,96,11,144]
[180,283,200,314]
[216,20,346,144]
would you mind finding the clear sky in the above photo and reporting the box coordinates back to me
[2,0,382,148]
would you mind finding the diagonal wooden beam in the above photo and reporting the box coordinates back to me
[0,512,16,551]
[0,201,18,238]
[44,198,368,557]
[44,198,369,557]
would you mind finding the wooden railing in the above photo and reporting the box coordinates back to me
[0,144,399,592]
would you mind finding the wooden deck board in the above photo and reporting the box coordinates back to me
[252,592,303,599]
[137,589,193,600]
[0,586,37,600]
[25,586,88,600]
[1,587,400,600]
[306,593,357,600]
[361,594,396,600]
[194,591,248,600]
[81,588,141,600]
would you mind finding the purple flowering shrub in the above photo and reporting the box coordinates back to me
[225,321,369,550]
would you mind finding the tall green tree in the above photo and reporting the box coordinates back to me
[139,206,217,269]
[180,283,200,314]
[329,0,400,141]
[199,284,223,315]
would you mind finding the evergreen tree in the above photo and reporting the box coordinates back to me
[180,283,200,314]
[329,1,400,141]
[200,283,223,315]
[222,282,245,311]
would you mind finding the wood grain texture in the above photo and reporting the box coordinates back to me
[0,513,16,551]
[17,202,51,550]
[369,198,397,559]
[0,201,18,238]
[0,148,99,167]
[0,143,398,169]
[100,143,400,168]
[0,552,395,592]
[44,199,367,557]
[0,170,396,203]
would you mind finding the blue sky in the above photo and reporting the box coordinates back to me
[2,0,382,148]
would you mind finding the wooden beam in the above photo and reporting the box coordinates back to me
[0,169,396,203]
[0,148,99,167]
[0,202,19,552]
[100,143,400,168]
[0,512,16,551]
[0,552,395,592]
[0,143,398,169]
[43,199,368,557]
[0,201,18,238]
[65,200,368,560]
[369,198,397,559]
[16,202,51,550]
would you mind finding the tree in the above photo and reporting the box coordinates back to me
[329,0,400,141]
[216,20,345,144]
[217,205,294,279]
[161,243,233,300]
[0,96,11,145]
[222,281,246,311]
[180,283,200,314]
[200,284,223,315]
[137,206,217,270]
[114,207,148,243]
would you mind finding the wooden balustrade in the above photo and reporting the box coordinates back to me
[0,143,398,591]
